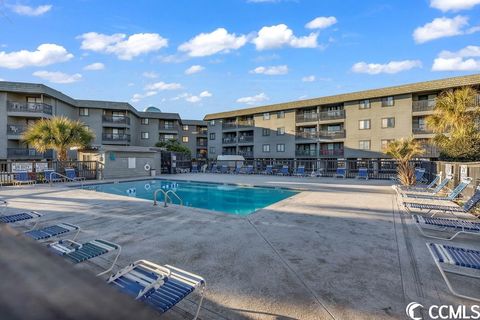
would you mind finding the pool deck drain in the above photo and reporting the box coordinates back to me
[0,174,478,320]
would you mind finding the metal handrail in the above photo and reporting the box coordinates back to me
[166,190,183,206]
[48,172,84,188]
[153,189,170,207]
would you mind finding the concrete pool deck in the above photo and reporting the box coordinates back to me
[0,174,478,319]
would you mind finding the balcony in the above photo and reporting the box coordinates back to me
[412,126,433,134]
[159,124,178,131]
[296,113,318,123]
[222,137,237,144]
[238,135,254,143]
[7,124,27,138]
[319,110,345,121]
[102,115,130,125]
[222,150,237,155]
[102,133,131,142]
[295,131,318,140]
[7,148,53,159]
[197,140,208,147]
[319,149,344,157]
[7,101,53,116]
[222,122,237,129]
[318,130,346,139]
[419,144,440,158]
[412,100,435,112]
[295,149,318,157]
[238,150,253,158]
[238,120,255,128]
[196,153,208,159]
[197,128,208,135]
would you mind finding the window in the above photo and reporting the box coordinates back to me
[141,132,149,139]
[381,139,394,150]
[164,134,175,140]
[359,140,371,150]
[27,97,41,103]
[277,111,285,119]
[209,120,215,126]
[183,125,189,131]
[79,108,89,116]
[382,117,395,128]
[263,112,270,120]
[276,144,285,152]
[262,128,270,136]
[359,99,370,109]
[359,119,371,130]
[141,118,149,125]
[277,127,285,135]
[382,96,394,107]
[209,133,216,140]
[209,147,216,154]
[262,144,270,152]
[182,136,189,143]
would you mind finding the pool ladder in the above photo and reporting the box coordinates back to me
[153,189,183,207]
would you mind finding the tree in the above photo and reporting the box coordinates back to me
[384,138,424,186]
[22,116,95,161]
[155,139,191,156]
[426,86,480,161]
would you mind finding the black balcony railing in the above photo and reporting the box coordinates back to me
[319,110,345,121]
[222,150,237,155]
[295,131,318,139]
[7,148,53,159]
[159,124,178,130]
[102,133,131,142]
[196,153,208,159]
[319,149,344,157]
[238,135,254,143]
[237,120,255,128]
[412,100,435,112]
[222,122,237,129]
[197,141,208,147]
[102,115,130,125]
[7,101,53,115]
[295,149,318,157]
[296,113,318,123]
[238,150,254,157]
[7,124,27,135]
[420,144,440,158]
[222,137,237,144]
[318,130,346,139]
[412,126,433,134]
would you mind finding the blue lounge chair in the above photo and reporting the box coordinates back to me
[400,175,452,197]
[398,172,441,192]
[25,222,80,241]
[234,165,243,174]
[334,167,346,179]
[403,186,480,216]
[43,169,64,183]
[48,239,121,276]
[293,166,306,177]
[0,211,42,224]
[415,168,427,183]
[356,167,368,180]
[220,165,228,174]
[13,171,36,185]
[191,164,199,173]
[402,177,471,201]
[413,215,480,240]
[108,260,206,320]
[244,165,254,174]
[263,165,273,175]
[64,168,86,181]
[277,165,289,176]
[427,243,480,302]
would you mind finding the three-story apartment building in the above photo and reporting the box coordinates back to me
[0,81,207,161]
[204,74,480,161]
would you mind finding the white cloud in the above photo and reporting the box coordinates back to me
[0,44,73,69]
[0,78,5,81]
[145,81,182,91]
[130,90,158,103]
[302,75,316,82]
[252,24,318,50]
[10,4,52,16]
[432,45,480,71]
[430,0,480,11]
[178,28,247,57]
[199,91,212,98]
[127,82,135,87]
[83,62,104,71]
[351,60,422,74]
[173,91,212,103]
[236,92,269,105]
[185,65,205,74]
[250,65,288,75]
[413,16,474,43]
[305,16,337,30]
[78,32,168,60]
[142,71,158,78]
[33,71,82,84]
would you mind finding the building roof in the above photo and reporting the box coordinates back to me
[203,73,480,120]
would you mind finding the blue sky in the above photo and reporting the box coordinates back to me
[0,0,479,119]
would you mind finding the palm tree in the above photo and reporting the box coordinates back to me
[426,86,480,161]
[22,116,95,161]
[384,138,424,186]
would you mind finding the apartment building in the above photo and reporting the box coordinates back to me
[0,81,207,161]
[204,74,480,161]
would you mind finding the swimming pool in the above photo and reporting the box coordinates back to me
[83,179,298,215]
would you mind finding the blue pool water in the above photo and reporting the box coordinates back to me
[83,179,298,215]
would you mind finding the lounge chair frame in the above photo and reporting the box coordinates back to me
[412,215,480,241]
